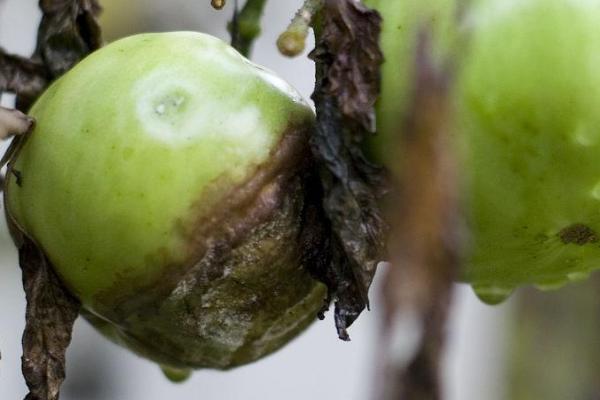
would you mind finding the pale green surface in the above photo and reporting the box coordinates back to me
[7,32,313,306]
[369,0,600,303]
[363,0,457,163]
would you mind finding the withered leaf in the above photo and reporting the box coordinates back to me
[35,0,103,79]
[312,0,382,134]
[309,0,386,340]
[0,1,103,111]
[5,212,80,400]
[0,51,48,111]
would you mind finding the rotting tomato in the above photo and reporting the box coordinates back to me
[5,31,327,378]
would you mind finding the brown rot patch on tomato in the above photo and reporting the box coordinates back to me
[558,223,598,245]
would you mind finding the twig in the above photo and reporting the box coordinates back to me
[277,0,321,57]
[376,31,461,400]
[229,0,268,57]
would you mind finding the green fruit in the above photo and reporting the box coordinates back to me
[367,0,600,303]
[5,32,326,371]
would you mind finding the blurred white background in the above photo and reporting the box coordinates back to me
[0,1,513,399]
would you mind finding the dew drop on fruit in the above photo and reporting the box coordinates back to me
[567,270,590,282]
[590,182,600,200]
[160,365,192,383]
[572,123,596,147]
[472,284,513,305]
[534,281,566,291]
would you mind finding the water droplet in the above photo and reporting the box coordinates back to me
[591,181,600,200]
[573,123,596,146]
[160,365,192,383]
[472,285,513,305]
[535,281,566,291]
[567,270,590,282]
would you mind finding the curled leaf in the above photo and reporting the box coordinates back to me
[5,212,80,400]
[312,0,382,133]
[0,0,102,111]
[309,0,386,339]
[35,0,103,79]
[0,51,48,111]
[4,106,78,400]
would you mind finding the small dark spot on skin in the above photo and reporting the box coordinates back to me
[558,223,599,245]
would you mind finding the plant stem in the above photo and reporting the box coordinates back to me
[277,0,322,57]
[376,30,460,400]
[229,0,268,57]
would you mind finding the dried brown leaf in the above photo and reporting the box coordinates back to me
[309,0,386,340]
[0,1,102,110]
[4,211,80,400]
[312,0,382,133]
[0,51,48,111]
[35,0,103,79]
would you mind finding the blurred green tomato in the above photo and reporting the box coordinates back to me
[366,0,600,303]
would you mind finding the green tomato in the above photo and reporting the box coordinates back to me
[367,0,600,303]
[6,32,325,373]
